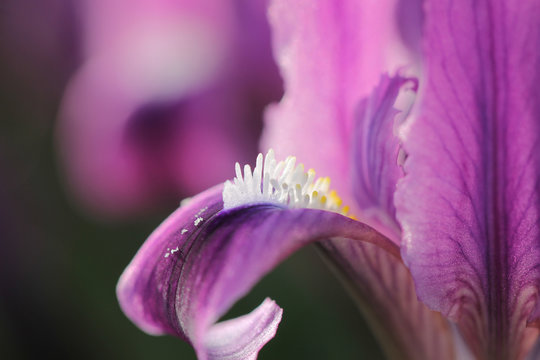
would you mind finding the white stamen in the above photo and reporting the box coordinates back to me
[222,149,351,216]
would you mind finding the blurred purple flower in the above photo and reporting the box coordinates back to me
[57,0,282,218]
[117,0,540,359]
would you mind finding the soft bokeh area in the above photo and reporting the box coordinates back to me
[0,0,383,358]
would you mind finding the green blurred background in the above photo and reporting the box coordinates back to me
[0,1,384,358]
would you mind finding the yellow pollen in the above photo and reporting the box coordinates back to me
[322,177,331,186]
[329,190,342,207]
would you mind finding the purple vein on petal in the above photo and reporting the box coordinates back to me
[318,238,456,360]
[118,149,460,360]
[395,0,540,358]
[352,74,417,242]
[117,179,407,359]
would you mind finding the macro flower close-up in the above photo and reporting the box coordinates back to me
[3,0,540,359]
[117,0,540,359]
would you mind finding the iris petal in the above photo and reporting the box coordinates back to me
[261,0,413,213]
[352,74,417,241]
[395,0,540,358]
[117,184,405,359]
[259,0,457,354]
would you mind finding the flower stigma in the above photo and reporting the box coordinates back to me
[223,149,353,217]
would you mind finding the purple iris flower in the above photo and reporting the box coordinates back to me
[57,0,281,218]
[117,0,540,359]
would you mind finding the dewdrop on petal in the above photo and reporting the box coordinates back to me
[223,149,351,216]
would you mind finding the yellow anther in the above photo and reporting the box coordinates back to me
[320,196,327,204]
[329,190,342,207]
[341,206,350,215]
[312,190,318,198]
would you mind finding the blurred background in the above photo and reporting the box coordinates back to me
[0,0,383,358]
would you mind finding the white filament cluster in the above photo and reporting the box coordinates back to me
[223,150,351,216]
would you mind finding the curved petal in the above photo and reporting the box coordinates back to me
[352,74,417,241]
[203,298,282,360]
[261,0,414,214]
[118,180,457,359]
[395,0,540,358]
[117,184,399,358]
